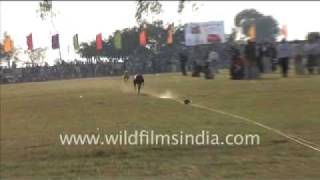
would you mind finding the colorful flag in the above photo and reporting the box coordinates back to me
[26,33,33,50]
[281,25,288,39]
[248,24,256,40]
[114,31,122,50]
[167,24,173,44]
[96,33,102,51]
[139,29,147,47]
[73,34,79,50]
[3,35,14,54]
[52,34,60,49]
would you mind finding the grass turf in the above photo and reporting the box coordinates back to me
[1,71,320,180]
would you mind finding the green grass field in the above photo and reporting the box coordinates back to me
[1,71,320,180]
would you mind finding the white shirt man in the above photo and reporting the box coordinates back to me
[208,50,220,73]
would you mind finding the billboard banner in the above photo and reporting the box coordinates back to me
[185,21,225,46]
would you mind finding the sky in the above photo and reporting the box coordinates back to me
[1,1,320,65]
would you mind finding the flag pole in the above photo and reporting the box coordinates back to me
[58,46,62,62]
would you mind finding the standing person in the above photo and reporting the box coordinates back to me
[256,43,264,73]
[277,39,292,77]
[270,42,278,72]
[208,45,220,75]
[244,40,259,79]
[292,41,305,75]
[204,58,214,79]
[123,70,129,81]
[201,46,213,79]
[316,38,320,74]
[304,39,317,74]
[133,73,144,95]
[191,46,202,77]
[179,51,188,76]
[262,43,273,73]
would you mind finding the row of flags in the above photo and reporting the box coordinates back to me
[2,24,286,55]
[20,26,173,53]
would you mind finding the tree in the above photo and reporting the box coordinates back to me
[255,16,279,42]
[177,0,186,13]
[37,0,55,20]
[26,48,47,67]
[78,42,96,62]
[120,27,140,57]
[226,28,237,43]
[135,1,162,24]
[135,0,199,24]
[1,43,22,68]
[235,9,279,42]
[76,20,188,73]
[307,32,320,42]
[101,21,169,62]
[234,9,263,28]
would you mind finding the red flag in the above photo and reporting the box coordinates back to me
[139,30,147,47]
[52,34,60,49]
[167,24,173,45]
[26,33,33,50]
[96,33,102,51]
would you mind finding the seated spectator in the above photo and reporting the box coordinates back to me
[230,48,246,80]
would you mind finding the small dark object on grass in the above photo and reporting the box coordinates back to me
[184,99,191,105]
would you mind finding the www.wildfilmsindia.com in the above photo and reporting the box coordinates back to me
[59,130,260,146]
